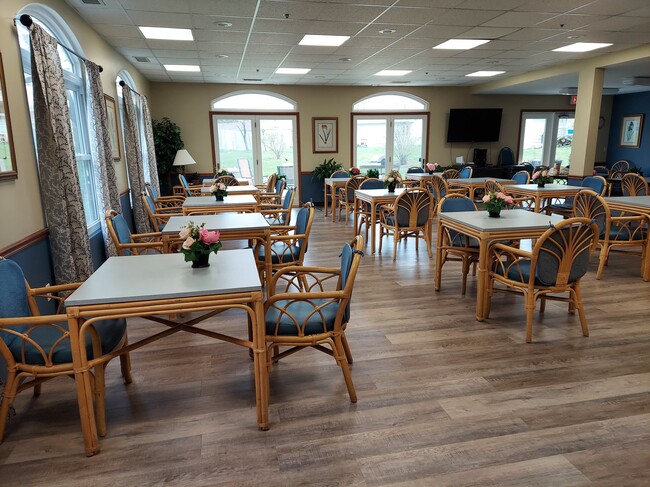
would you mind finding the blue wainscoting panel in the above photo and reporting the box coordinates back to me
[606,92,650,175]
[89,228,107,271]
[300,173,324,205]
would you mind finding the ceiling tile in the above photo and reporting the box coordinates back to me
[191,16,251,31]
[126,11,193,28]
[582,16,650,31]
[92,24,142,38]
[118,0,191,12]
[457,0,527,9]
[430,9,504,26]
[535,14,606,30]
[482,11,556,27]
[189,0,259,16]
[458,26,521,38]
[571,0,650,15]
[514,0,593,13]
[375,7,447,24]
[77,8,132,24]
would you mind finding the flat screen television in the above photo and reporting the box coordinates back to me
[447,108,503,143]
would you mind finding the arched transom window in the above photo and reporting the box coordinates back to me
[353,92,428,112]
[211,91,296,111]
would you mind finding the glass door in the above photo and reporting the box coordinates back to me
[519,112,574,167]
[213,115,298,186]
[353,114,426,176]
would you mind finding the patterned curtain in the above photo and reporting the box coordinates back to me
[29,24,93,283]
[84,60,120,257]
[141,97,161,197]
[121,84,150,233]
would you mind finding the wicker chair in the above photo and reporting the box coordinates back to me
[484,179,535,210]
[608,160,630,178]
[442,168,460,180]
[425,174,467,209]
[259,187,296,226]
[0,257,132,443]
[254,204,315,284]
[573,190,649,280]
[105,210,163,256]
[406,166,424,174]
[458,166,473,178]
[337,175,366,223]
[511,170,530,185]
[378,188,434,261]
[258,177,286,207]
[544,176,607,217]
[355,178,386,243]
[622,173,649,196]
[486,217,598,342]
[178,174,202,197]
[256,173,276,192]
[145,183,184,211]
[264,236,364,402]
[214,175,239,187]
[435,195,479,295]
[141,192,181,232]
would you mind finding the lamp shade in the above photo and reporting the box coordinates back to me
[173,149,197,166]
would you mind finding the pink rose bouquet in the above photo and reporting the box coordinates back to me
[210,182,228,198]
[426,162,438,173]
[482,191,514,215]
[178,221,222,263]
[531,170,553,185]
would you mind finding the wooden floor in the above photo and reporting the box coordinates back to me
[2,207,650,486]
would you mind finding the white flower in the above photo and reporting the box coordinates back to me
[179,227,190,239]
[182,236,195,250]
[388,177,394,183]
[482,194,491,203]
[209,184,217,192]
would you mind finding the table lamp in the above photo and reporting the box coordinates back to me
[173,149,196,174]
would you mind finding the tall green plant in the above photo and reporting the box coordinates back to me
[312,158,342,183]
[152,117,184,179]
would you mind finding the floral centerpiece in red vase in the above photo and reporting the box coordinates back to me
[179,221,222,268]
[482,191,514,218]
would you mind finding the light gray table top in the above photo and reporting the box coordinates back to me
[604,196,650,208]
[66,249,261,307]
[200,185,259,194]
[355,187,407,199]
[404,173,435,179]
[448,177,515,184]
[510,183,583,192]
[440,209,564,232]
[162,213,270,235]
[324,177,351,185]
[183,195,258,207]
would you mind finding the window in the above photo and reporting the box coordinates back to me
[210,91,298,188]
[352,93,429,175]
[17,5,100,231]
[518,111,575,167]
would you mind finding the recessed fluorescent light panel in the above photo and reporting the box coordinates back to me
[375,70,412,76]
[164,64,200,72]
[139,26,193,41]
[433,39,490,50]
[553,42,612,52]
[299,34,350,47]
[466,71,505,77]
[275,68,311,75]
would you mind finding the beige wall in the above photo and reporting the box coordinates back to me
[149,82,603,176]
[0,0,149,249]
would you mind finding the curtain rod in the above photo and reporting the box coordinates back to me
[119,80,145,98]
[18,14,103,72]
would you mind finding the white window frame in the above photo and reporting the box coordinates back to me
[211,90,297,111]
[518,111,575,166]
[353,91,428,112]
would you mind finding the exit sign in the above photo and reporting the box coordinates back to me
[569,95,577,105]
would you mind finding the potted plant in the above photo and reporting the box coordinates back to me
[366,168,379,179]
[383,169,402,193]
[349,167,361,176]
[152,117,184,195]
[178,221,222,268]
[209,182,228,201]
[482,191,513,217]
[312,157,343,183]
[531,169,554,187]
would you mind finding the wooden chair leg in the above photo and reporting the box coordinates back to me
[573,283,589,337]
[0,369,18,443]
[393,228,398,261]
[540,296,547,313]
[332,336,357,403]
[341,332,353,364]
[525,292,536,343]
[596,245,608,279]
[33,383,42,397]
[94,364,108,437]
[461,257,470,295]
[485,276,494,318]
[120,334,133,384]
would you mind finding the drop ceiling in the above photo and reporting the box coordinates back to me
[64,0,650,94]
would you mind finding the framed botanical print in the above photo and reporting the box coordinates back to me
[620,114,644,148]
[313,117,338,153]
[104,94,121,160]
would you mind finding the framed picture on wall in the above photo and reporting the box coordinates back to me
[620,114,644,148]
[104,94,121,160]
[313,117,338,153]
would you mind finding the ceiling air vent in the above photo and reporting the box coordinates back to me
[81,0,105,5]
[243,78,263,82]
[622,77,650,86]
[134,56,150,63]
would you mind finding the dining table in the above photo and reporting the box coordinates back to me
[64,249,268,456]
[603,195,650,281]
[353,187,407,254]
[200,184,260,196]
[447,177,517,199]
[182,195,258,215]
[324,176,350,221]
[436,209,564,320]
[508,183,584,212]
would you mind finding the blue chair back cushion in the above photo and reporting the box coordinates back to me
[149,184,159,200]
[179,174,189,188]
[145,194,156,214]
[498,147,515,167]
[361,179,384,190]
[459,167,471,178]
[339,242,354,322]
[294,206,310,247]
[332,172,348,178]
[407,167,424,174]
[0,259,32,349]
[536,226,591,285]
[441,198,475,212]
[512,172,528,185]
[582,176,605,194]
[282,188,294,210]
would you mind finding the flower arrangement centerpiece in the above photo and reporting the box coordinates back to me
[349,167,361,176]
[179,221,222,268]
[531,170,554,187]
[209,182,228,201]
[426,162,438,174]
[383,169,402,193]
[482,191,514,218]
[366,168,379,179]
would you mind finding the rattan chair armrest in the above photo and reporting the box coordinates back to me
[265,289,344,307]
[132,231,163,239]
[123,242,164,249]
[611,215,649,225]
[490,243,532,258]
[29,282,81,295]
[156,195,185,201]
[0,313,69,326]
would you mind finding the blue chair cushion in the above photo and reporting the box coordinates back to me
[0,259,32,349]
[257,242,301,263]
[266,298,340,336]
[7,318,127,366]
[602,226,646,241]
[494,260,547,286]
[548,202,573,211]
[448,229,479,247]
